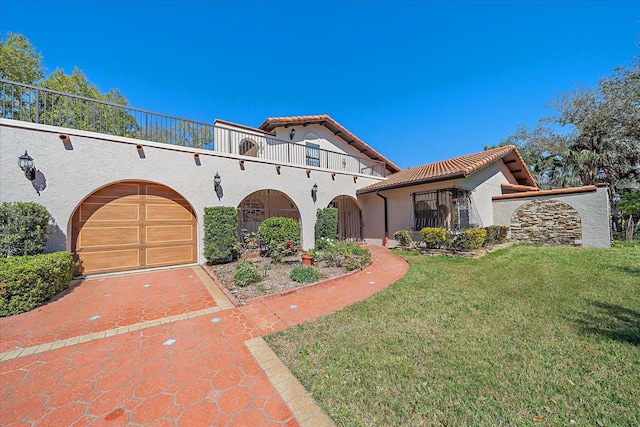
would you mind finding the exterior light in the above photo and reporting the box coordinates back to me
[18,150,36,180]
[290,128,296,140]
[597,169,606,182]
[214,172,223,200]
[311,183,318,202]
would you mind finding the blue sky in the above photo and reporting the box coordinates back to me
[1,0,638,168]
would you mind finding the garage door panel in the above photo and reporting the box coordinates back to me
[146,204,195,221]
[78,249,141,274]
[92,183,141,199]
[78,226,141,247]
[146,225,194,244]
[73,181,196,275]
[79,202,140,222]
[145,245,195,267]
[145,184,186,200]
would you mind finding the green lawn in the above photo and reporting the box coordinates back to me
[265,245,640,426]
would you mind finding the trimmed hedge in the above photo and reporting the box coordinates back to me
[204,206,238,264]
[484,225,508,245]
[315,207,339,249]
[258,217,301,262]
[0,201,51,257]
[0,252,76,316]
[420,227,448,249]
[393,230,414,247]
[450,228,487,251]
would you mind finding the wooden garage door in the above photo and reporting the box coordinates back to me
[72,182,197,275]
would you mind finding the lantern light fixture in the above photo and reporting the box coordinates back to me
[214,172,222,191]
[289,128,296,140]
[311,182,318,202]
[18,150,36,180]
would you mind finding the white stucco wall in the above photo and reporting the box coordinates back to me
[358,161,516,244]
[492,186,611,248]
[0,119,383,263]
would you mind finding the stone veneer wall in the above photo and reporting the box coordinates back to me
[510,199,582,245]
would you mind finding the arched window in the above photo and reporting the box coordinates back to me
[239,138,258,157]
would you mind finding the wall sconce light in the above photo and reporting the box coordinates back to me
[214,172,223,200]
[311,183,318,203]
[18,150,36,180]
[290,128,296,140]
[59,134,70,143]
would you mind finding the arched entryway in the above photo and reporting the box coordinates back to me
[329,195,362,241]
[237,189,300,234]
[71,181,197,275]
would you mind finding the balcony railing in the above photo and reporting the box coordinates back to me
[0,79,386,177]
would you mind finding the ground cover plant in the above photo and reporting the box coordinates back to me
[266,245,640,426]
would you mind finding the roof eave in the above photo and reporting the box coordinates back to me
[357,172,466,195]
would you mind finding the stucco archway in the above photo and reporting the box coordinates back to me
[329,195,363,241]
[71,181,197,275]
[237,189,301,235]
[510,199,582,245]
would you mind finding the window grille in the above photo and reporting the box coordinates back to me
[412,188,471,231]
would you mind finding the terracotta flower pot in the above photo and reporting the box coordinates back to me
[301,253,313,266]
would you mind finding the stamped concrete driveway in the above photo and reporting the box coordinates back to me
[0,245,408,426]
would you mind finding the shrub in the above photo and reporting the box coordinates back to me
[0,201,51,257]
[484,225,508,245]
[290,266,322,283]
[393,230,414,247]
[318,241,371,271]
[449,228,487,251]
[420,227,448,249]
[233,262,261,287]
[315,207,339,249]
[0,251,76,316]
[258,217,301,262]
[270,239,299,263]
[204,207,238,264]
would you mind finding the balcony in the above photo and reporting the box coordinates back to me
[0,79,386,177]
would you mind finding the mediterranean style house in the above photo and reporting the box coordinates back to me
[0,79,611,276]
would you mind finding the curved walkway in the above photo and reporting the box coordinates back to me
[0,245,408,426]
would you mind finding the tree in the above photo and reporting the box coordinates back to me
[547,60,640,194]
[1,32,137,135]
[501,59,640,230]
[617,190,640,241]
[0,33,44,84]
[39,68,138,136]
[493,125,581,189]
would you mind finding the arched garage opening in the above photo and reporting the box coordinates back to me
[329,195,362,241]
[71,181,197,275]
[238,189,300,235]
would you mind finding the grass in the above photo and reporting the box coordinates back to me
[265,245,640,426]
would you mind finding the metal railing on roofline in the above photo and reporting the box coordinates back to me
[0,79,386,177]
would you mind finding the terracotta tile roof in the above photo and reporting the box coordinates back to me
[492,185,599,200]
[357,145,537,194]
[258,115,401,174]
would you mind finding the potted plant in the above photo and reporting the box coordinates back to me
[301,250,315,266]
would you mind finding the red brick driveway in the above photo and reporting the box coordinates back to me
[0,246,408,426]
